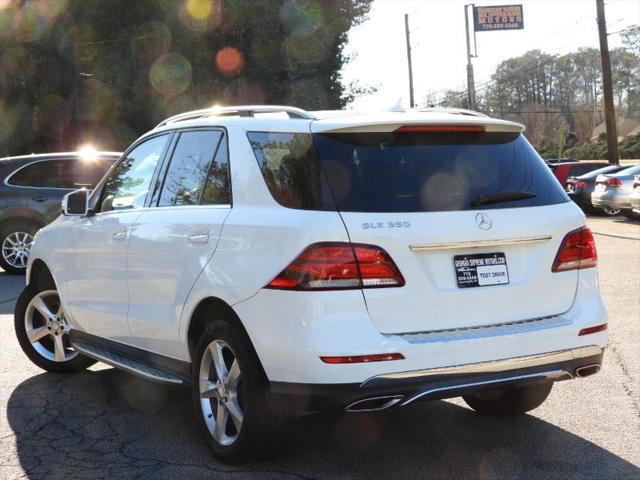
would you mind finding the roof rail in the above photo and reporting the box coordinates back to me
[415,107,489,118]
[155,105,316,128]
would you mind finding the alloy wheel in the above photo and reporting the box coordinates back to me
[603,207,621,216]
[2,231,34,269]
[199,339,243,446]
[24,290,78,362]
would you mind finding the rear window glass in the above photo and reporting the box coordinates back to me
[617,165,640,175]
[249,131,568,212]
[8,158,114,189]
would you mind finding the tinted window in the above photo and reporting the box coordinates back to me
[569,164,606,177]
[617,165,640,175]
[9,159,114,188]
[158,130,228,206]
[247,132,335,210]
[249,131,568,212]
[577,165,627,179]
[100,135,169,212]
[200,134,231,205]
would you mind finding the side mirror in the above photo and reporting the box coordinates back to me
[62,189,89,216]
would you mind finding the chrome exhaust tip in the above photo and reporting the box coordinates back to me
[575,364,601,378]
[345,395,404,412]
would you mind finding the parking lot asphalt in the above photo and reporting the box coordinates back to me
[0,216,638,480]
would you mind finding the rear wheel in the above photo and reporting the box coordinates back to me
[192,321,292,464]
[602,207,621,216]
[0,221,39,274]
[14,281,96,373]
[463,382,553,417]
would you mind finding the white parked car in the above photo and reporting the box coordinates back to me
[14,106,607,463]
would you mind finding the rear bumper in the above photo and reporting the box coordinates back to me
[591,190,631,209]
[271,346,604,414]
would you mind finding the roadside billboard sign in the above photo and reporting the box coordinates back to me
[473,5,524,32]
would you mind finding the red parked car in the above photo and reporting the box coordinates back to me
[549,161,610,188]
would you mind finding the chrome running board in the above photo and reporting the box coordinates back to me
[72,338,185,385]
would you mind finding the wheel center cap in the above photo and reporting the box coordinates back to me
[217,384,227,400]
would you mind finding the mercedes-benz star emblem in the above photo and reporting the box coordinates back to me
[475,212,492,230]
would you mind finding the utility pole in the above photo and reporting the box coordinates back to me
[404,13,415,108]
[464,4,477,110]
[596,0,619,165]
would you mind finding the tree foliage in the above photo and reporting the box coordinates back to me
[427,25,640,158]
[0,0,372,155]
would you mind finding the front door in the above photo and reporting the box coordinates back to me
[126,129,231,357]
[63,134,171,341]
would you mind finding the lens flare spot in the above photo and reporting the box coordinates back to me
[215,47,244,76]
[77,144,99,162]
[186,0,212,20]
[150,53,192,96]
[0,0,11,10]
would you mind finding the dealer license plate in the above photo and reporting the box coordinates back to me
[454,253,509,288]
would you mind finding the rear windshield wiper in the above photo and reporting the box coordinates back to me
[471,191,537,207]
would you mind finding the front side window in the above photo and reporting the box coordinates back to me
[158,130,229,207]
[8,159,113,189]
[99,135,169,212]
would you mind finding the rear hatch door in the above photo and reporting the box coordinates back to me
[311,119,581,334]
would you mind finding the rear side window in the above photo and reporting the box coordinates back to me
[158,130,229,207]
[247,132,334,210]
[8,159,113,189]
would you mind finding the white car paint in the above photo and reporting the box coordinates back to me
[26,107,608,386]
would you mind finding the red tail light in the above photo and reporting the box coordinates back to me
[578,323,607,336]
[266,242,405,290]
[320,353,405,364]
[394,125,485,133]
[574,181,587,189]
[552,226,598,272]
[605,177,622,187]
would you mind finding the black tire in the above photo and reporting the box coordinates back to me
[463,382,553,417]
[621,209,640,220]
[14,281,96,373]
[0,220,40,274]
[192,320,293,464]
[601,207,621,217]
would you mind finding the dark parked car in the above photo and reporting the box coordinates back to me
[567,164,635,216]
[0,151,120,273]
[549,160,610,188]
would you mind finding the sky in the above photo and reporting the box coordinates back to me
[341,0,640,109]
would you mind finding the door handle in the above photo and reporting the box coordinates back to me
[188,230,210,245]
[111,227,128,241]
[31,196,48,203]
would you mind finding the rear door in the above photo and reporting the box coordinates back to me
[126,129,231,357]
[312,128,581,334]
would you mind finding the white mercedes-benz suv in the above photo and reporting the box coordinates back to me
[15,106,607,463]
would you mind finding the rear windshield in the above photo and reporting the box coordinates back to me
[248,131,568,212]
[577,165,627,179]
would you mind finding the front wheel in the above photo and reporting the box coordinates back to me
[463,382,553,417]
[622,209,640,220]
[14,282,96,373]
[192,321,292,464]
